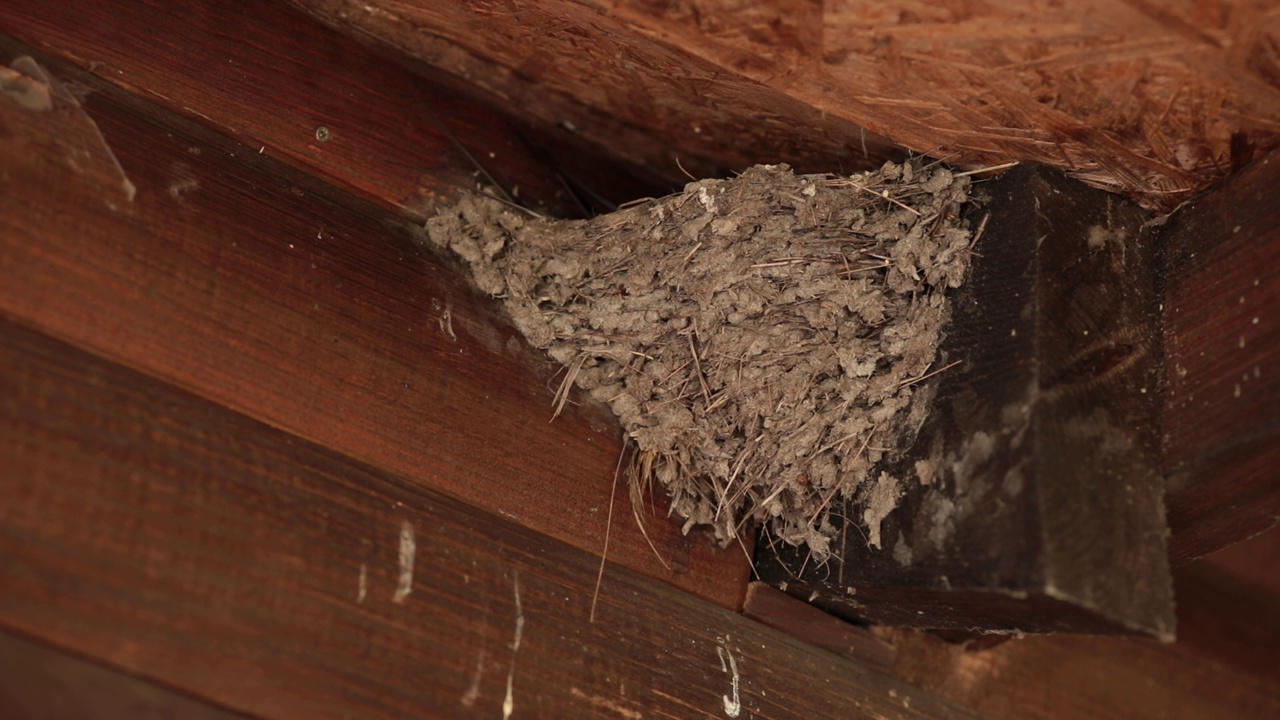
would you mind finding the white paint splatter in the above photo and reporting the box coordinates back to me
[393,520,415,603]
[356,562,367,604]
[503,571,524,720]
[716,641,741,718]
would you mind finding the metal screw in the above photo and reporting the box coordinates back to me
[314,126,332,142]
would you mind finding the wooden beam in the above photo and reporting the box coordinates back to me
[0,630,251,720]
[0,319,981,720]
[742,583,896,669]
[1159,150,1280,566]
[875,545,1280,720]
[0,38,749,609]
[758,166,1175,637]
[292,0,1280,208]
[0,0,667,219]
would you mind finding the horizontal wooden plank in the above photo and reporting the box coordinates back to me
[742,583,896,670]
[0,630,251,720]
[1159,150,1280,566]
[0,318,981,720]
[876,550,1280,720]
[0,0,635,218]
[0,39,750,609]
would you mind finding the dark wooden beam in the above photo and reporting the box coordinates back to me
[758,166,1175,637]
[1158,151,1280,566]
[0,37,749,609]
[0,318,981,720]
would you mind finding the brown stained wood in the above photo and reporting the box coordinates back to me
[0,320,983,720]
[757,166,1174,637]
[0,39,750,609]
[1201,525,1280,598]
[875,552,1280,720]
[0,630,251,720]
[292,0,1280,209]
[1159,150,1280,566]
[0,0,622,218]
[742,583,896,670]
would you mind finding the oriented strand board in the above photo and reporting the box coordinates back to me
[293,0,1280,209]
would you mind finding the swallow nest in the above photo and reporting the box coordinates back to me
[426,160,973,559]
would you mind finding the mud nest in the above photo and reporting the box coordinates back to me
[426,161,974,558]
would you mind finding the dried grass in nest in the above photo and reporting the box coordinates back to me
[426,160,975,559]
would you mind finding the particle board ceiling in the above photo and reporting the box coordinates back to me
[294,0,1280,211]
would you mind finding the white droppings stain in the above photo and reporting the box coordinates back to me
[461,648,486,707]
[716,640,741,718]
[863,472,901,549]
[8,56,135,202]
[569,687,642,719]
[357,562,367,604]
[393,520,415,603]
[502,571,524,720]
[439,298,456,341]
[167,162,200,201]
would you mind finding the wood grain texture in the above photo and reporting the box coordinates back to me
[742,583,896,670]
[292,0,1280,208]
[0,319,982,720]
[0,0,618,218]
[875,554,1280,720]
[0,38,750,609]
[0,630,251,720]
[288,0,906,182]
[1159,150,1280,566]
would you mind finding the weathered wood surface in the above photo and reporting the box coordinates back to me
[0,0,669,220]
[0,38,750,609]
[293,0,1280,208]
[0,319,983,720]
[758,166,1174,637]
[1159,150,1280,566]
[0,630,251,720]
[876,531,1280,720]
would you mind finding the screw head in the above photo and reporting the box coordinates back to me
[315,126,332,142]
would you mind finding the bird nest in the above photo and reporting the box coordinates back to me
[426,160,975,558]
